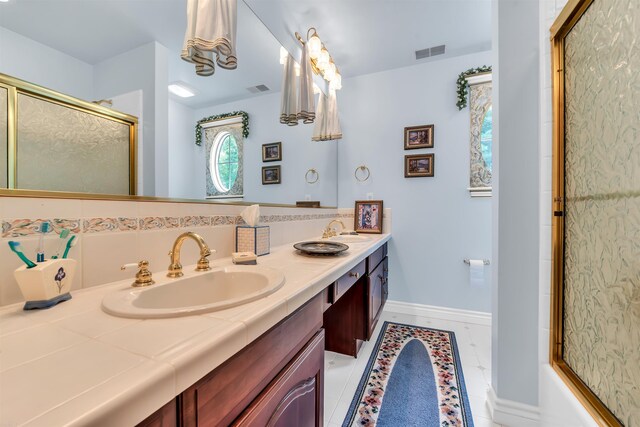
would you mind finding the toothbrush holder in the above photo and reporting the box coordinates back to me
[14,259,77,310]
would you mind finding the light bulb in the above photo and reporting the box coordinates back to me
[324,62,336,81]
[317,48,330,71]
[279,46,288,65]
[308,35,322,60]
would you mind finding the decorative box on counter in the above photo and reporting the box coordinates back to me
[236,225,270,256]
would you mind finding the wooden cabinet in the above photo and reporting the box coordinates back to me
[138,295,323,427]
[367,257,388,338]
[324,242,389,356]
[233,330,324,427]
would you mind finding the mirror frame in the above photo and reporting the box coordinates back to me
[1,73,138,195]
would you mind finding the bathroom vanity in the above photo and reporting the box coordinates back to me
[0,234,390,427]
[139,241,389,426]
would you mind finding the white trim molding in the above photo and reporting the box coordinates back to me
[385,300,492,326]
[487,387,541,427]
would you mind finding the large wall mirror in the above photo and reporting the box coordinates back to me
[0,0,337,206]
[550,0,639,425]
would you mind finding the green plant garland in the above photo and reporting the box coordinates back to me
[195,111,249,146]
[456,66,492,110]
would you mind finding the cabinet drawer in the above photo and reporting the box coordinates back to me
[334,259,366,301]
[366,243,388,275]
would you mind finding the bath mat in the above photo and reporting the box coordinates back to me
[342,321,474,427]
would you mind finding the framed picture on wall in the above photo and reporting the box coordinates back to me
[404,153,434,178]
[354,200,383,234]
[404,124,434,149]
[262,142,282,162]
[262,165,281,184]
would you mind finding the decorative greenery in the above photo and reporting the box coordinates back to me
[456,66,492,110]
[195,111,249,146]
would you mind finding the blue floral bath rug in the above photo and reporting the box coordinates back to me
[342,322,474,427]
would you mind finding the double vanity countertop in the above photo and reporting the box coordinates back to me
[0,234,390,426]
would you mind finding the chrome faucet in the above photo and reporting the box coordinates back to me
[167,232,213,278]
[322,219,346,239]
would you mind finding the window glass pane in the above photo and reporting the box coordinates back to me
[218,136,230,164]
[480,106,492,172]
[228,162,238,189]
[218,162,230,191]
[229,135,239,162]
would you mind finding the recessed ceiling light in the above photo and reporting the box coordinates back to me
[0,0,11,3]
[168,83,195,98]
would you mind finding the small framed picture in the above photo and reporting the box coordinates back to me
[404,124,434,150]
[262,165,281,184]
[262,142,282,162]
[354,200,383,234]
[405,153,434,178]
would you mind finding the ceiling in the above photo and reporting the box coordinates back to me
[0,0,491,108]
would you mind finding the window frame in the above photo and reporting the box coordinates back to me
[466,72,492,197]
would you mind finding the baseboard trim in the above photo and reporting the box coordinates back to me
[384,300,491,326]
[486,387,540,427]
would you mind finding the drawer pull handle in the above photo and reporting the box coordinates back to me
[349,272,360,278]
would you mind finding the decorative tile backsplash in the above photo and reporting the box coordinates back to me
[2,213,344,238]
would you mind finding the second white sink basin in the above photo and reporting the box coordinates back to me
[102,265,285,318]
[328,234,371,243]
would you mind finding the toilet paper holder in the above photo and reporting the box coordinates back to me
[464,259,490,265]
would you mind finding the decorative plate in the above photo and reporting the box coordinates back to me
[293,241,349,255]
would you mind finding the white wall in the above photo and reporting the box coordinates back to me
[0,26,93,100]
[337,51,493,313]
[93,42,169,197]
[190,93,338,207]
[168,99,204,199]
[537,1,598,425]
[490,0,540,418]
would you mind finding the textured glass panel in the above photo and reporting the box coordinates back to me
[16,94,130,194]
[469,82,492,188]
[0,87,7,188]
[563,0,640,424]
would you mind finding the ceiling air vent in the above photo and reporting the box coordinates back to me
[247,84,270,94]
[415,44,446,60]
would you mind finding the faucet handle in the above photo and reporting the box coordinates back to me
[196,249,215,272]
[121,260,155,287]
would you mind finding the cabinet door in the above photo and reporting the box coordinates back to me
[233,330,325,427]
[367,257,388,339]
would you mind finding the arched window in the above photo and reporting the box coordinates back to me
[209,131,239,192]
[203,117,244,199]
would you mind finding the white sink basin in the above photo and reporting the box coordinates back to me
[328,234,371,243]
[102,265,285,318]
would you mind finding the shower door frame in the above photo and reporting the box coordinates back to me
[549,0,625,425]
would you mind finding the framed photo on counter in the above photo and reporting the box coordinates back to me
[354,200,383,234]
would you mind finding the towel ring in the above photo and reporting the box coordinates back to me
[355,165,371,182]
[305,168,319,184]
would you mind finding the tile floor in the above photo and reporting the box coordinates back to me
[324,310,502,427]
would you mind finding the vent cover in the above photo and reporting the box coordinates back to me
[247,84,270,93]
[415,44,446,60]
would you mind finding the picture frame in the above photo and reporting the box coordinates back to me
[262,165,281,185]
[405,153,434,178]
[404,124,434,150]
[262,142,282,162]
[354,200,383,234]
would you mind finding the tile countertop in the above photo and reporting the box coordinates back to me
[0,234,391,427]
